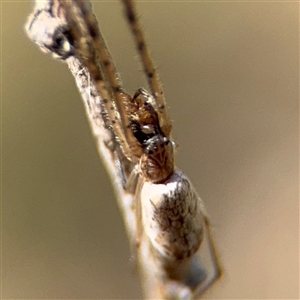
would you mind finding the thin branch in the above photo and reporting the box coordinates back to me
[25,0,161,297]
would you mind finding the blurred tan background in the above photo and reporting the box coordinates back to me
[2,1,299,299]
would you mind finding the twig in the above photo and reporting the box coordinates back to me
[25,0,161,297]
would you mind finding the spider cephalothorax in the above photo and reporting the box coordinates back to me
[140,134,174,183]
[127,89,174,183]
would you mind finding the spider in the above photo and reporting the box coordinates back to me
[26,0,222,298]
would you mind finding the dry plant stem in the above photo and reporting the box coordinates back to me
[26,1,165,298]
[66,57,136,240]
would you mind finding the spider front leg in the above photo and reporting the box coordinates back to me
[121,0,172,137]
[133,88,157,108]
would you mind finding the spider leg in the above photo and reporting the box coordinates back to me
[121,0,172,137]
[61,0,137,163]
[133,88,157,109]
[193,216,223,298]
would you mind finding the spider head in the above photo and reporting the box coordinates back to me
[126,88,174,182]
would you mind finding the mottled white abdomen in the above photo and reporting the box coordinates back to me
[141,170,204,261]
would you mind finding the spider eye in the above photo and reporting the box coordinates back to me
[141,124,155,135]
[146,149,154,155]
[163,137,170,145]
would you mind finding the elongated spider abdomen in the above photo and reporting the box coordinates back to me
[141,170,204,261]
